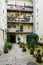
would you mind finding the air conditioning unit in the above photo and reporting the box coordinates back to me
[16,30,20,32]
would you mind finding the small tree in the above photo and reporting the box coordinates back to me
[26,33,39,47]
[29,39,35,49]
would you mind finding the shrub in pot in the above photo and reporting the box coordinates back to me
[30,48,34,55]
[4,41,12,53]
[22,45,26,52]
[7,43,12,50]
[26,33,39,48]
[22,48,26,52]
[36,49,42,62]
[4,47,9,53]
[30,39,35,55]
[19,42,24,48]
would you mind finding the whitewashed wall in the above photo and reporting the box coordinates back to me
[0,0,7,52]
[33,0,43,42]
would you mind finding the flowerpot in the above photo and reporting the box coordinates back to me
[4,48,8,54]
[42,46,43,48]
[30,50,34,55]
[36,56,42,62]
[4,50,8,53]
[22,48,26,52]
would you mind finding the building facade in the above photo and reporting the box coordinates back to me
[7,0,43,43]
[0,0,7,52]
[7,0,33,43]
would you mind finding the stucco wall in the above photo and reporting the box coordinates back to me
[33,0,43,41]
[0,0,7,52]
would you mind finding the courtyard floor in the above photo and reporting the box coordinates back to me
[0,44,43,65]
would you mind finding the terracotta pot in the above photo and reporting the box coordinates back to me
[30,50,34,55]
[36,56,42,62]
[42,46,43,48]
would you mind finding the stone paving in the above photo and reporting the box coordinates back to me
[0,44,35,65]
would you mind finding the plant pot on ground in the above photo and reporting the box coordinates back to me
[29,39,35,55]
[36,49,42,62]
[26,33,39,48]
[22,45,26,52]
[19,42,24,48]
[30,48,34,55]
[7,43,12,50]
[4,47,9,53]
[4,41,12,53]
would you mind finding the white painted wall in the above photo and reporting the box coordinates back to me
[7,0,32,6]
[33,0,43,42]
[0,0,7,52]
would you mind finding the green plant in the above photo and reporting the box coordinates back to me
[4,41,12,53]
[27,33,39,46]
[30,39,35,49]
[22,45,26,52]
[7,43,12,50]
[29,39,35,55]
[19,42,24,48]
[4,47,9,53]
[36,49,42,62]
[30,48,34,55]
[37,49,41,56]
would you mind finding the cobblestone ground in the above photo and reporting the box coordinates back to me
[0,44,34,65]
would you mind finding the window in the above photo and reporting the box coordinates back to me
[7,23,11,28]
[26,16,30,22]
[7,23,16,28]
[11,24,16,28]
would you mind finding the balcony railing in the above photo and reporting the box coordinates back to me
[7,4,33,12]
[7,16,33,23]
[7,28,33,33]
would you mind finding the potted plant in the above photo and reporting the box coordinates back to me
[4,47,9,53]
[22,44,26,52]
[4,41,12,53]
[26,33,39,48]
[30,48,34,55]
[30,39,35,55]
[42,52,43,57]
[19,42,24,48]
[36,49,42,62]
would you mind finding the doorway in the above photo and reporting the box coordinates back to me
[7,34,16,43]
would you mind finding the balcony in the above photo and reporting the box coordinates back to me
[7,27,33,34]
[7,4,33,13]
[7,15,33,24]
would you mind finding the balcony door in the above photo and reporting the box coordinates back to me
[20,25,23,32]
